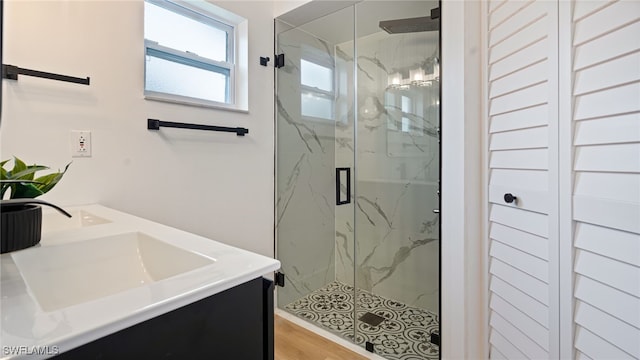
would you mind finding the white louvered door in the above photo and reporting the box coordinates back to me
[486,1,560,359]
[485,0,640,359]
[571,1,640,359]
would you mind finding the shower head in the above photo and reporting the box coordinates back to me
[379,7,440,35]
[379,16,439,34]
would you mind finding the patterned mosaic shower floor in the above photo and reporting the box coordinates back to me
[284,281,439,360]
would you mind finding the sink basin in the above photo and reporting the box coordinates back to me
[11,232,215,311]
[42,210,111,233]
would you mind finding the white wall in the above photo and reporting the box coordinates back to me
[1,0,276,257]
[441,0,486,359]
[274,0,311,18]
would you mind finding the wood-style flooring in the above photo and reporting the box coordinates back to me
[275,315,369,360]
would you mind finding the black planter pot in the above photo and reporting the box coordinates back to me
[0,199,71,254]
[1,204,42,254]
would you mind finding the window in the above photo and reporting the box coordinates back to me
[144,0,246,110]
[300,50,335,121]
[385,90,425,136]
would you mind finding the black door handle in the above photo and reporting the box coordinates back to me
[336,168,351,205]
[504,193,517,204]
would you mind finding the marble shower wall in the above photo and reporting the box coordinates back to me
[335,30,441,313]
[276,23,342,308]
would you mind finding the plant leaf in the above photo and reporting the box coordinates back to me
[9,165,49,180]
[6,162,48,199]
[0,161,7,181]
[1,159,70,199]
[0,159,9,178]
[33,162,71,195]
[0,180,44,184]
[9,157,50,181]
[0,182,8,199]
[33,173,63,194]
[11,182,45,199]
[0,162,7,198]
[10,157,27,178]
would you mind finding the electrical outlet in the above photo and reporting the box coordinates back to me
[71,130,92,157]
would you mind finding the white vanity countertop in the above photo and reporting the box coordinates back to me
[0,204,280,359]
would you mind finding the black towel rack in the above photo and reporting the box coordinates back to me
[147,119,249,137]
[2,64,90,85]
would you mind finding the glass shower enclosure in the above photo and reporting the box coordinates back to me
[275,2,440,359]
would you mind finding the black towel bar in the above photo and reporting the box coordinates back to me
[2,64,90,85]
[147,119,248,136]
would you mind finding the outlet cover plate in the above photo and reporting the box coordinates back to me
[71,130,91,158]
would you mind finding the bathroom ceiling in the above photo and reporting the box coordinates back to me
[277,0,439,45]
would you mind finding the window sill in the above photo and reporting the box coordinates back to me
[144,92,249,114]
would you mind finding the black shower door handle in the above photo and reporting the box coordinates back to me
[336,168,351,205]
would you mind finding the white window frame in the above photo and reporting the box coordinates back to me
[144,0,246,111]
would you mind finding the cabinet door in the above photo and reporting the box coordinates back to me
[485,1,560,358]
[571,1,640,359]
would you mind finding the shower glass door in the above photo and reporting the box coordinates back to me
[275,5,357,341]
[276,2,440,359]
[352,2,440,358]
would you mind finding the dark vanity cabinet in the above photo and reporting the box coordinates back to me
[55,278,274,360]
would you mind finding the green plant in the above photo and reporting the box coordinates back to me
[0,157,70,199]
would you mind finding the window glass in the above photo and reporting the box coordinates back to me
[386,92,398,130]
[301,59,332,92]
[401,95,411,132]
[301,92,333,119]
[144,2,228,62]
[146,54,227,103]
